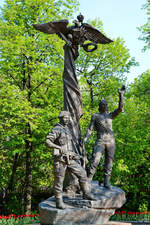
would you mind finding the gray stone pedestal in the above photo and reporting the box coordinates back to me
[39,181,126,225]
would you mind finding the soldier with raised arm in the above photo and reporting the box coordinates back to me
[46,111,96,210]
[83,86,125,189]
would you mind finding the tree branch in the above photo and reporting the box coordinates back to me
[8,73,22,90]
[32,72,58,92]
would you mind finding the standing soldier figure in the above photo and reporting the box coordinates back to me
[46,111,96,209]
[83,86,125,189]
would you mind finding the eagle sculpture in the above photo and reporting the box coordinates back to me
[33,14,113,60]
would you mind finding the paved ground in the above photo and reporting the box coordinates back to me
[110,222,150,225]
[30,222,150,225]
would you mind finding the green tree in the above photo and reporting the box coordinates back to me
[111,70,150,210]
[74,19,139,207]
[139,0,150,51]
[0,0,79,214]
[77,19,148,211]
[77,19,137,107]
[77,19,137,135]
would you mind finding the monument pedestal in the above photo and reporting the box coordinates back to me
[39,181,126,225]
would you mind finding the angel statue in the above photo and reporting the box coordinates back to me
[33,14,113,147]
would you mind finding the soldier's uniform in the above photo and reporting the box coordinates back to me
[46,123,88,199]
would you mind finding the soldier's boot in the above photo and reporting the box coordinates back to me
[87,173,93,181]
[80,182,97,201]
[83,192,97,201]
[56,197,66,209]
[104,175,111,189]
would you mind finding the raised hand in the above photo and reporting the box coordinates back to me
[118,85,126,95]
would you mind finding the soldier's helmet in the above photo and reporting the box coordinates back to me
[58,111,70,118]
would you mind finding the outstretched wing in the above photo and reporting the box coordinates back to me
[82,23,113,44]
[33,20,69,35]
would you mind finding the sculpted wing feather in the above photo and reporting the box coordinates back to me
[33,20,69,35]
[82,23,113,44]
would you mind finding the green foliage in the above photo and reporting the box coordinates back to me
[0,0,79,214]
[78,21,150,210]
[111,71,150,210]
[78,19,137,134]
[138,0,150,51]
[76,19,137,114]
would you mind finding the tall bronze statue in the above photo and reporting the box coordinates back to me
[33,14,113,147]
[34,15,127,223]
[33,14,113,195]
[83,86,125,189]
[46,111,96,209]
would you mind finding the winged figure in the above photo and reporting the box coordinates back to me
[33,14,113,60]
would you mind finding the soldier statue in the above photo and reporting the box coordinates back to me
[83,86,125,189]
[46,111,96,209]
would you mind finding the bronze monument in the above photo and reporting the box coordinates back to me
[33,15,126,225]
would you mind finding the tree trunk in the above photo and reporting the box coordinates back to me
[25,125,33,214]
[25,66,33,214]
[7,153,19,193]
[1,154,20,214]
[87,79,94,104]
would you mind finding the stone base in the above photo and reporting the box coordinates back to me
[40,207,115,225]
[39,181,126,225]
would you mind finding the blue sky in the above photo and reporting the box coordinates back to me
[0,0,149,83]
[76,0,150,83]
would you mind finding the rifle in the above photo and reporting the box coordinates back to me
[63,152,70,165]
[60,145,71,165]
